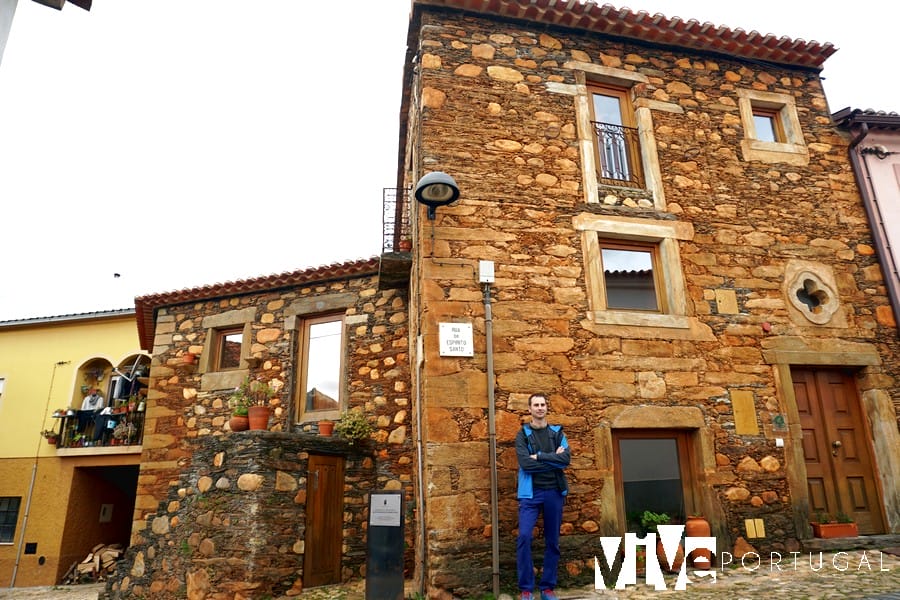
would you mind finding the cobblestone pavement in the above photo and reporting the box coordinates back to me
[1,550,897,599]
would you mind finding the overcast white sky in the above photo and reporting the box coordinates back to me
[0,0,896,322]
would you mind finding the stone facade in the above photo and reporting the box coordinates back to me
[403,4,900,597]
[106,269,415,598]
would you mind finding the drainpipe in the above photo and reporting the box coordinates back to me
[847,123,900,329]
[482,279,500,597]
[11,360,69,587]
[414,333,426,597]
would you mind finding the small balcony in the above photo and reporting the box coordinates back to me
[379,186,413,290]
[50,403,145,456]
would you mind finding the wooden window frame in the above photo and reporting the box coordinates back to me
[588,83,644,188]
[296,313,346,423]
[612,430,697,528]
[215,327,244,372]
[752,107,784,143]
[599,239,665,313]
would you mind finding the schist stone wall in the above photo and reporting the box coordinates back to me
[407,7,900,595]
[104,274,416,598]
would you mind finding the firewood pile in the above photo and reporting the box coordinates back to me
[62,543,124,583]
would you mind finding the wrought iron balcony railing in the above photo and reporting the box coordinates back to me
[51,405,145,451]
[591,121,644,188]
[382,187,411,253]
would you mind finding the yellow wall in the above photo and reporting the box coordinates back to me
[0,454,139,586]
[0,313,142,459]
[0,312,145,586]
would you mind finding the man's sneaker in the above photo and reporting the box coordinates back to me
[540,590,559,600]
[519,591,533,600]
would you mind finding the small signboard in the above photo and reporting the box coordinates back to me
[366,490,404,600]
[439,322,473,357]
[370,493,402,527]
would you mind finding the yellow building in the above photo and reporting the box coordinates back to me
[0,310,148,587]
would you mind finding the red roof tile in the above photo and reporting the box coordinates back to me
[413,0,836,69]
[134,258,379,351]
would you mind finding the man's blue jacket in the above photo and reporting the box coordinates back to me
[515,423,570,499]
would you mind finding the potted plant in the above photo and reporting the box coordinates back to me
[317,420,335,436]
[811,511,858,538]
[40,429,59,445]
[229,402,250,432]
[230,376,276,431]
[640,511,684,573]
[334,409,373,445]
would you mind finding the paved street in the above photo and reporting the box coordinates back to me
[1,549,898,599]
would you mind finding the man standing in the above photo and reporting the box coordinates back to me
[515,393,570,600]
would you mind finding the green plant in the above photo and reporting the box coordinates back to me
[640,510,671,535]
[334,409,373,445]
[39,429,58,440]
[229,375,276,414]
[813,510,834,524]
[836,511,854,523]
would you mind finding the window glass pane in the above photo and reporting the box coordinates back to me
[619,439,684,521]
[602,247,658,311]
[304,319,342,412]
[592,92,623,125]
[753,113,778,142]
[218,331,242,370]
[0,497,21,543]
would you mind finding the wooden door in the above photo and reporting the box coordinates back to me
[304,454,344,587]
[793,368,885,534]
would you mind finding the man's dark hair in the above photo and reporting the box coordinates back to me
[528,393,547,406]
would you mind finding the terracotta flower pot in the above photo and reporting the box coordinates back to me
[812,521,858,538]
[229,414,249,432]
[685,515,713,567]
[317,420,335,436]
[247,406,270,430]
[657,538,684,573]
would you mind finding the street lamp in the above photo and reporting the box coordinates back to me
[413,171,459,219]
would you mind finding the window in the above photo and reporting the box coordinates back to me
[601,242,661,311]
[298,315,345,421]
[0,497,21,544]
[575,213,692,329]
[738,89,808,165]
[589,84,643,188]
[198,307,256,392]
[752,108,782,143]
[216,328,243,371]
[614,432,695,527]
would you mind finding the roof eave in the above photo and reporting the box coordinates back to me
[135,258,380,352]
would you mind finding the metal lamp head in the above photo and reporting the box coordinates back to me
[414,171,460,219]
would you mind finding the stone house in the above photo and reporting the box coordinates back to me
[399,0,900,596]
[99,2,900,598]
[104,259,416,598]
